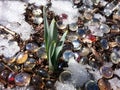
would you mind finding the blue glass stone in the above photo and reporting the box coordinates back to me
[77,28,86,37]
[100,39,109,49]
[85,80,99,90]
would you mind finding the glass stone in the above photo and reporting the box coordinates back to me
[0,70,10,80]
[115,36,120,43]
[36,68,48,78]
[110,52,120,64]
[8,72,16,84]
[87,34,96,42]
[16,51,28,64]
[32,8,42,16]
[37,47,47,59]
[58,61,68,71]
[104,9,112,17]
[26,43,39,52]
[31,75,42,85]
[77,28,86,38]
[85,80,99,90]
[62,50,75,62]
[3,57,16,64]
[24,58,36,71]
[33,17,43,25]
[59,71,72,83]
[15,73,31,86]
[66,33,79,41]
[100,66,113,79]
[56,20,67,29]
[69,23,78,31]
[80,47,90,56]
[71,40,81,50]
[79,57,89,65]
[98,78,111,90]
[100,24,110,33]
[84,11,93,20]
[100,39,109,49]
[45,80,54,88]
[59,13,68,20]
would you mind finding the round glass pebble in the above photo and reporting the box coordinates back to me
[8,72,16,84]
[100,66,113,79]
[33,17,43,25]
[24,58,36,71]
[100,39,109,49]
[26,43,39,52]
[71,40,81,50]
[37,47,47,59]
[98,78,111,90]
[115,36,120,43]
[85,80,99,90]
[77,28,86,38]
[56,20,67,29]
[15,73,31,86]
[59,71,72,83]
[69,23,78,31]
[80,47,90,56]
[110,52,120,64]
[32,8,42,16]
[67,33,79,41]
[16,51,28,64]
[100,24,110,33]
[62,50,75,62]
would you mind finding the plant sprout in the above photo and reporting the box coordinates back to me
[43,7,68,71]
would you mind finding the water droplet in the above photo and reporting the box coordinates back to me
[15,73,31,86]
[100,66,113,79]
[62,50,75,62]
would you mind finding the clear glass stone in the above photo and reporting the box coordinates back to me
[77,28,86,38]
[15,73,31,86]
[100,24,110,33]
[32,8,42,16]
[62,50,75,62]
[37,47,47,59]
[33,17,43,25]
[56,20,67,29]
[69,23,78,31]
[111,52,120,64]
[100,66,113,79]
[104,9,112,17]
[71,40,81,50]
[67,33,79,41]
[115,36,120,43]
[80,47,90,56]
[24,58,36,71]
[26,43,39,52]
[59,71,72,83]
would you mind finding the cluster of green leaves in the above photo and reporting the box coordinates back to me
[43,7,68,71]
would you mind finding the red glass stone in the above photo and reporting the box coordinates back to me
[59,13,68,20]
[8,72,16,84]
[87,34,96,42]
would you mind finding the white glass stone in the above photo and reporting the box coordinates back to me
[32,8,42,16]
[100,24,110,33]
[33,17,43,25]
[71,40,81,50]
